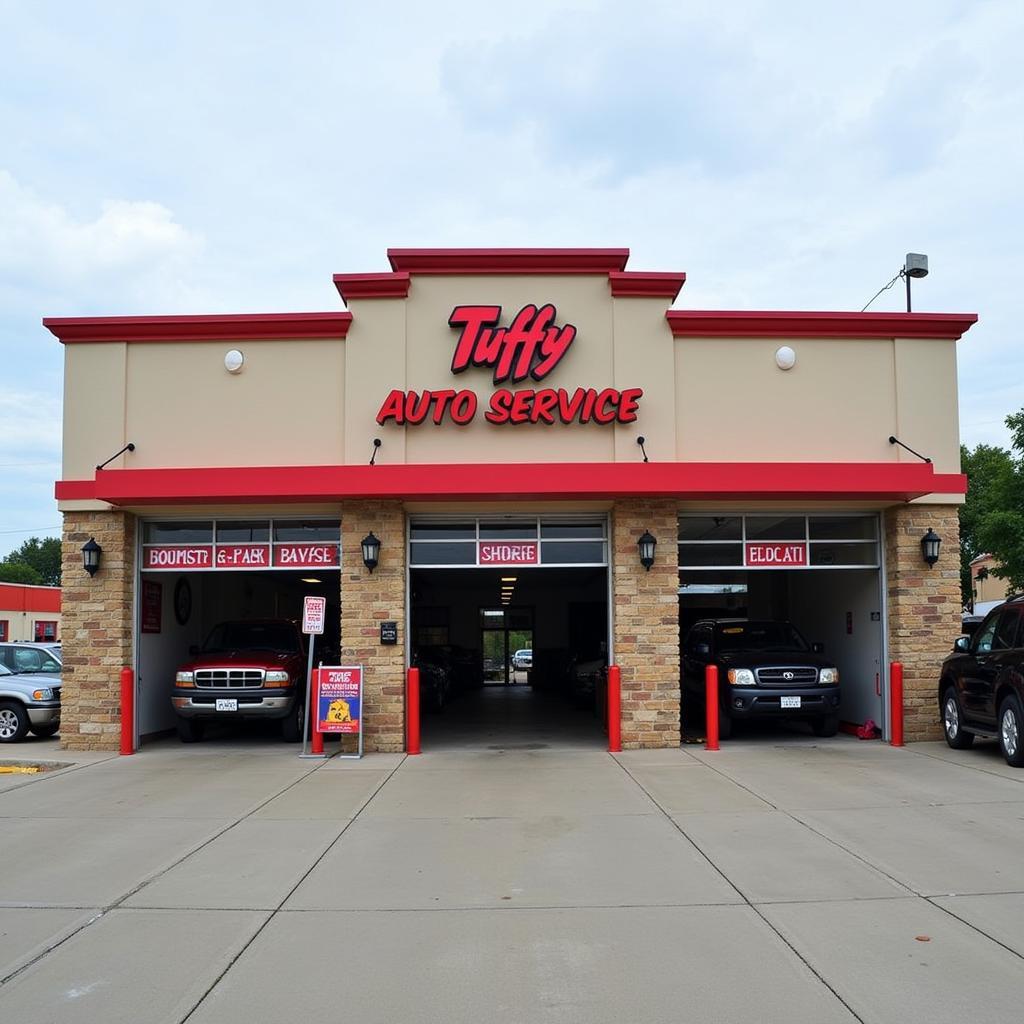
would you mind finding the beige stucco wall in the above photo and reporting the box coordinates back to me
[0,611,62,642]
[59,272,965,509]
[63,339,345,483]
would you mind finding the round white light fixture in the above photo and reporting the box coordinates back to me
[224,349,245,374]
[775,346,796,371]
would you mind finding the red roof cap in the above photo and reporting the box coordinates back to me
[386,248,631,275]
[43,312,353,343]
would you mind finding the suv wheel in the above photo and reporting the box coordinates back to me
[281,698,305,742]
[717,710,733,740]
[176,717,205,743]
[812,715,839,737]
[0,701,29,743]
[942,687,974,749]
[998,696,1024,768]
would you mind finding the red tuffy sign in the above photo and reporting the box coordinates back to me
[449,303,576,384]
[375,302,644,429]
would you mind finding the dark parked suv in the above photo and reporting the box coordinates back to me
[681,619,841,738]
[939,595,1024,766]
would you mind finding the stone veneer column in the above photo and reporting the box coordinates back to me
[340,501,406,752]
[60,510,135,751]
[884,503,961,741]
[612,499,680,748]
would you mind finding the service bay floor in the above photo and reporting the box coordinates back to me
[2,700,1023,1022]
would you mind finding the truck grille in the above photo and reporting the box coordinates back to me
[195,669,266,689]
[755,667,818,687]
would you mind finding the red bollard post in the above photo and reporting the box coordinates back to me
[705,664,720,751]
[889,661,904,747]
[406,667,421,755]
[119,666,135,755]
[607,665,622,753]
[310,669,324,755]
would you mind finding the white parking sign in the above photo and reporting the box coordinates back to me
[302,595,327,635]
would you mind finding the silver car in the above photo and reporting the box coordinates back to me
[0,646,62,742]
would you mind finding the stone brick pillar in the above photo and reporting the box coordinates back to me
[612,500,680,748]
[60,510,135,751]
[884,503,961,741]
[340,501,406,752]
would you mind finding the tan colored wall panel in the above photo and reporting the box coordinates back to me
[347,276,646,465]
[63,343,127,479]
[894,338,960,474]
[123,339,345,468]
[674,338,898,462]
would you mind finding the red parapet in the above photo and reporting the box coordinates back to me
[407,667,421,755]
[119,667,135,755]
[889,662,904,747]
[43,311,353,343]
[607,665,622,753]
[705,664,720,751]
[667,309,978,340]
[387,248,630,275]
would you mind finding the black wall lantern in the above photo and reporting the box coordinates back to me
[637,530,657,571]
[82,537,102,577]
[921,528,941,567]
[361,532,381,573]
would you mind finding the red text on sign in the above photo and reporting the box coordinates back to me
[449,304,576,384]
[143,546,213,569]
[478,542,539,565]
[744,543,808,567]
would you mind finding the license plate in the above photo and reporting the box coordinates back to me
[215,699,238,712]
[780,696,801,709]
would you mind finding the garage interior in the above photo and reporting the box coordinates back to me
[134,516,342,741]
[678,513,885,735]
[409,565,609,748]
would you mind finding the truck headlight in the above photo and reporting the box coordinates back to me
[175,672,194,687]
[819,668,840,685]
[32,688,54,701]
[727,668,755,686]
[265,671,291,685]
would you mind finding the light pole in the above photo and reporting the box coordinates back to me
[904,253,929,312]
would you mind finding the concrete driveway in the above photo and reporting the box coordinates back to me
[1,732,1022,1023]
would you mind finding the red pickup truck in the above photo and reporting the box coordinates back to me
[171,619,307,742]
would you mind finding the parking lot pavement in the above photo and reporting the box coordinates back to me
[0,734,1022,1022]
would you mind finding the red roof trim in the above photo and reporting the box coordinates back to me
[387,248,631,275]
[56,461,965,505]
[666,310,978,340]
[43,312,353,344]
[333,272,411,302]
[0,581,61,613]
[609,271,687,300]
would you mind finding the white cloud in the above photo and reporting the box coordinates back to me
[0,170,205,313]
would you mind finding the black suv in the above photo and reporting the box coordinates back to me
[939,595,1024,766]
[681,619,841,738]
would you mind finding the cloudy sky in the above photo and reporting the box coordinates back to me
[1,0,1021,557]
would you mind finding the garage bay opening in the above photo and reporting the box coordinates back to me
[135,519,340,745]
[678,514,886,740]
[409,517,610,749]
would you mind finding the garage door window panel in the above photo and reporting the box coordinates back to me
[217,521,271,542]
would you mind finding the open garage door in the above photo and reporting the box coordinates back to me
[678,513,885,737]
[135,519,340,744]
[408,516,610,749]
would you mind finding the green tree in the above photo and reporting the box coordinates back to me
[0,536,61,587]
[960,409,1024,608]
[0,560,44,585]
